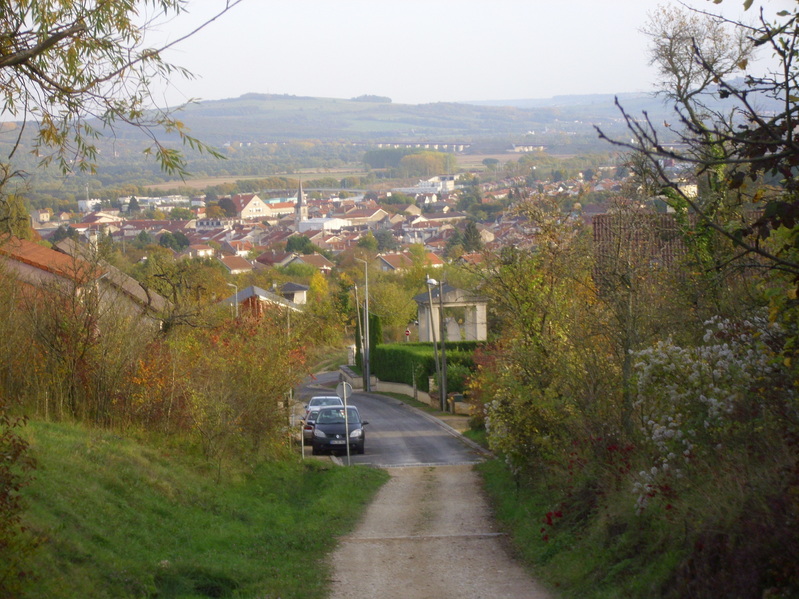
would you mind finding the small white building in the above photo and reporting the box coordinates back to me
[298,217,350,233]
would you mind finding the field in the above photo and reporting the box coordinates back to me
[143,155,522,193]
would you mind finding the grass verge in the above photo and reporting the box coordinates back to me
[376,391,438,414]
[19,420,388,599]
[476,458,684,598]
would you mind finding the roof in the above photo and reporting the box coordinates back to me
[223,285,302,312]
[291,253,334,269]
[255,250,293,266]
[0,237,103,282]
[218,255,253,272]
[281,281,309,292]
[378,253,414,271]
[54,239,170,313]
[231,194,260,212]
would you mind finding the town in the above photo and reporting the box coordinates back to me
[2,2,798,598]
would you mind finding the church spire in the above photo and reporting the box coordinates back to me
[294,177,308,229]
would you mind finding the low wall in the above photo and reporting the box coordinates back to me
[338,366,375,390]
[374,380,417,397]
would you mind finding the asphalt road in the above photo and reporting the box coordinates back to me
[295,373,488,468]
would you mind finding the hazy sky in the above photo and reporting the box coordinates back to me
[150,0,785,107]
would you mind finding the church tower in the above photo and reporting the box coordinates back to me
[294,179,308,230]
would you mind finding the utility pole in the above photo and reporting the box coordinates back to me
[426,274,442,410]
[356,258,371,392]
[438,279,448,412]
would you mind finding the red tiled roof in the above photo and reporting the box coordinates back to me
[218,255,253,272]
[0,237,103,282]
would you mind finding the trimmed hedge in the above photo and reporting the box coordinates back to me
[371,342,480,392]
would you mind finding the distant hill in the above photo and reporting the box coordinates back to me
[156,92,674,147]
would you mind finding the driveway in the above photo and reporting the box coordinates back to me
[327,464,554,599]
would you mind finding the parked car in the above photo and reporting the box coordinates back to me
[301,396,345,445]
[304,395,344,413]
[301,407,321,445]
[311,405,368,455]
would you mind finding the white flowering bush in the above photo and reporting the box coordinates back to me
[630,314,786,512]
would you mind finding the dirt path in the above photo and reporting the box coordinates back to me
[327,464,554,599]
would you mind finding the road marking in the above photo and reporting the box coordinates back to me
[362,460,485,468]
[341,532,507,542]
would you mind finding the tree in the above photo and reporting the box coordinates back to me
[205,205,225,219]
[169,207,194,221]
[398,151,456,178]
[172,231,190,250]
[135,230,152,247]
[157,230,188,251]
[128,196,141,213]
[0,194,33,240]
[369,280,418,341]
[357,232,378,252]
[374,229,399,252]
[0,1,240,182]
[217,197,238,218]
[596,1,799,357]
[445,229,465,259]
[286,235,314,254]
[50,225,80,244]
[598,3,796,278]
[462,221,483,252]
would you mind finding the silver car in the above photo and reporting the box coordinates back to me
[301,396,344,444]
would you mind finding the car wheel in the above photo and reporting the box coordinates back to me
[311,445,319,455]
[357,445,365,455]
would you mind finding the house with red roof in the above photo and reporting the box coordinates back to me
[217,255,253,275]
[0,237,168,324]
[230,194,269,220]
[285,253,335,275]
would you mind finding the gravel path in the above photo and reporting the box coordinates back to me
[327,464,554,599]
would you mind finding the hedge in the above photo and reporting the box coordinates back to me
[370,342,480,392]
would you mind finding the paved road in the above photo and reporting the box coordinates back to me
[295,373,487,468]
[299,373,555,599]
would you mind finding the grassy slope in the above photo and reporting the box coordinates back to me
[19,421,388,599]
[477,459,686,599]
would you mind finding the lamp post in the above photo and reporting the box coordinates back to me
[354,284,366,371]
[226,283,238,318]
[438,279,448,413]
[425,274,443,411]
[355,258,371,392]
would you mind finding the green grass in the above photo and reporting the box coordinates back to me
[476,459,684,599]
[308,347,349,374]
[377,391,441,415]
[462,428,487,448]
[19,420,389,598]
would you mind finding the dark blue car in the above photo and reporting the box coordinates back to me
[311,405,368,455]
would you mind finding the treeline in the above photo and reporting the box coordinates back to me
[362,148,457,178]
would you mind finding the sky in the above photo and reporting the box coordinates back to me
[149,0,788,107]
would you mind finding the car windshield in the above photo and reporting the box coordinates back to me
[309,396,343,408]
[317,408,360,424]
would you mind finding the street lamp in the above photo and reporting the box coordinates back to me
[355,258,371,392]
[226,283,238,318]
[425,274,444,411]
[438,279,448,413]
